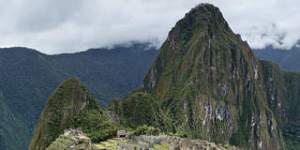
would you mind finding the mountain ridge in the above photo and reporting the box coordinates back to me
[254,46,300,72]
[0,43,158,150]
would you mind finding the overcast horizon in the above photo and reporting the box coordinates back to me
[0,0,299,54]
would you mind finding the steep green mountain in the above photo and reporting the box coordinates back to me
[253,46,300,149]
[29,78,117,150]
[282,72,300,149]
[0,47,63,127]
[0,43,157,150]
[112,4,289,149]
[253,45,300,72]
[259,61,300,150]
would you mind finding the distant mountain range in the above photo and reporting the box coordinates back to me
[254,45,300,72]
[0,43,158,150]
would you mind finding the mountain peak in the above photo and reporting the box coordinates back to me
[191,3,229,26]
[174,3,230,37]
[189,3,223,17]
[29,78,101,150]
[162,3,232,58]
[59,77,80,85]
[139,4,285,149]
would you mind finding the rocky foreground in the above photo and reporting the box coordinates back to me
[47,129,240,150]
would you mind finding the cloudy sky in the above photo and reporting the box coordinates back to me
[0,0,299,54]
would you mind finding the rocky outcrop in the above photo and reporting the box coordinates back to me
[46,129,92,150]
[132,135,240,150]
[94,135,240,150]
[94,135,239,150]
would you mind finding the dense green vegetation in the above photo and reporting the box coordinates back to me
[74,110,119,142]
[0,95,30,150]
[282,72,300,149]
[133,125,161,136]
[111,91,161,128]
[29,78,118,150]
[255,56,300,149]
[0,43,157,150]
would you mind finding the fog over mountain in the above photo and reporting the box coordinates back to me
[0,0,299,54]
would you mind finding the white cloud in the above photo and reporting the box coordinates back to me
[0,0,299,54]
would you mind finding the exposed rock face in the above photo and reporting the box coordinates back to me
[29,78,103,150]
[114,4,288,149]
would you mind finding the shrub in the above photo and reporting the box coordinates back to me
[174,131,188,138]
[133,125,161,136]
[74,110,119,142]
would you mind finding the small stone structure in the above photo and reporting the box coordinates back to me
[117,130,129,138]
